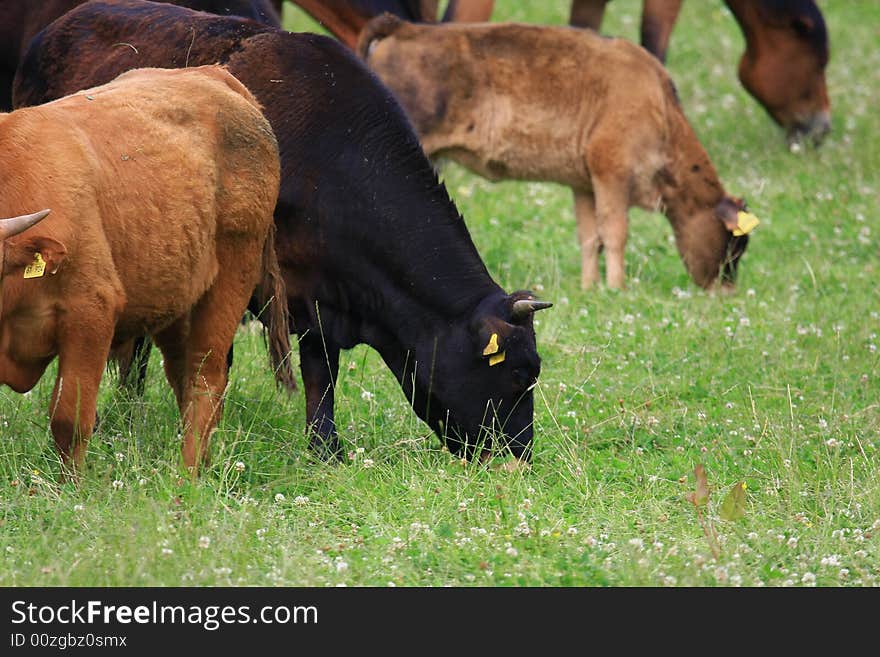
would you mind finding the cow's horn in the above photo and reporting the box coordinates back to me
[511,299,553,321]
[0,209,51,240]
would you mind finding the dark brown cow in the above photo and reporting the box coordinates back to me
[1,65,289,474]
[283,0,496,47]
[570,0,831,144]
[281,0,830,144]
[359,16,758,290]
[0,0,280,110]
[15,0,552,465]
[288,0,437,47]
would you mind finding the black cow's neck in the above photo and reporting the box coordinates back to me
[259,37,502,341]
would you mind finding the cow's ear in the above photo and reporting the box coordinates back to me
[4,236,68,277]
[716,197,759,236]
[357,13,405,59]
[476,317,514,366]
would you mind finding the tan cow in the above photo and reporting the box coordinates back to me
[0,65,288,475]
[358,16,759,290]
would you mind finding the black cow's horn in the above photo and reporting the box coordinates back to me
[511,299,553,321]
[0,209,51,240]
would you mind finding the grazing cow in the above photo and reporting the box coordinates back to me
[0,0,280,110]
[358,16,758,291]
[16,0,552,464]
[569,0,831,144]
[1,65,288,473]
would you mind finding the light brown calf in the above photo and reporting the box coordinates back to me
[359,17,757,290]
[0,65,287,475]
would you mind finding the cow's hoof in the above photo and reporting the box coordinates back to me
[309,435,343,463]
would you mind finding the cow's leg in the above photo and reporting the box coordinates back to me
[152,316,191,409]
[175,242,260,472]
[299,331,342,461]
[121,335,152,395]
[592,178,630,289]
[49,326,113,475]
[569,0,609,29]
[641,0,683,62]
[573,187,602,289]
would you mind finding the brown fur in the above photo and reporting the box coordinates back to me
[359,18,750,290]
[0,0,279,111]
[569,0,831,142]
[290,0,437,48]
[0,65,286,474]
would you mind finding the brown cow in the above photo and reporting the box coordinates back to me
[368,0,830,145]
[0,0,280,111]
[0,65,288,475]
[570,0,831,144]
[359,17,758,290]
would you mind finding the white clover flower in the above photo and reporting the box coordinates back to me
[115,452,125,462]
[568,527,578,537]
[787,537,799,548]
[73,504,84,512]
[111,480,124,490]
[801,572,817,586]
[293,495,310,506]
[274,493,285,503]
[233,461,245,473]
[161,548,173,556]
[506,547,518,557]
[363,458,375,468]
[360,390,374,401]
[514,521,531,537]
[256,528,267,540]
[335,560,349,573]
[198,536,211,549]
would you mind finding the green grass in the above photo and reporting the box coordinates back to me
[1,0,878,587]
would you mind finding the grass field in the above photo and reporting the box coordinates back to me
[1,0,877,587]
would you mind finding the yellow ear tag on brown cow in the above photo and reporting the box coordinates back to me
[733,211,760,236]
[489,351,506,366]
[483,333,500,356]
[23,252,47,279]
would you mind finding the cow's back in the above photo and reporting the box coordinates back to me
[5,66,279,339]
[12,0,273,110]
[363,21,671,186]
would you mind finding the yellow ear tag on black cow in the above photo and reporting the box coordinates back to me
[23,252,47,279]
[489,351,506,367]
[483,333,500,356]
[733,211,760,236]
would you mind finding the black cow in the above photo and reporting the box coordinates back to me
[15,0,552,463]
[0,0,280,110]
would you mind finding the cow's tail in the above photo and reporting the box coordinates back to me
[253,223,297,392]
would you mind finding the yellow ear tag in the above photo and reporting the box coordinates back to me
[483,332,500,356]
[23,252,47,279]
[489,351,506,366]
[733,211,760,236]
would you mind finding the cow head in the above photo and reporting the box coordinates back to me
[406,290,551,463]
[0,210,65,300]
[676,197,754,291]
[734,0,831,145]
